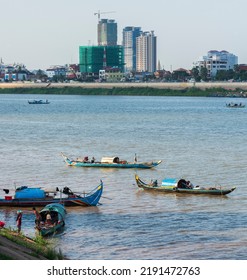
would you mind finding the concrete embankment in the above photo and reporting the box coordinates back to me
[0,81,247,90]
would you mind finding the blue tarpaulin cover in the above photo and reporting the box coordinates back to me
[15,187,45,199]
[161,178,177,186]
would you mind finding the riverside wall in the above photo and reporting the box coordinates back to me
[1,82,247,91]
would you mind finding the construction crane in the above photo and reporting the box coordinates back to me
[94,10,116,21]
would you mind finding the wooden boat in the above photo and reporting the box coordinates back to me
[226,102,245,108]
[0,182,103,207]
[36,203,66,237]
[28,99,50,104]
[135,174,236,195]
[61,153,162,169]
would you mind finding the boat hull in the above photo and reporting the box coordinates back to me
[39,221,65,237]
[135,175,236,195]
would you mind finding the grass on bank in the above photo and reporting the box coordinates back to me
[0,86,229,96]
[0,227,64,260]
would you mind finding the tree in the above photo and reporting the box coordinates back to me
[200,67,208,81]
[191,67,200,82]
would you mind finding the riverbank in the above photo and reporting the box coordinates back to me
[0,82,247,97]
[0,228,64,260]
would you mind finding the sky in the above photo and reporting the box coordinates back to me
[0,0,246,70]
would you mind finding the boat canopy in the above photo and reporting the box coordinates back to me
[40,203,66,217]
[101,157,120,164]
[15,187,45,199]
[161,178,178,186]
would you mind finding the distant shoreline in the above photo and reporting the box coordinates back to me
[0,82,247,97]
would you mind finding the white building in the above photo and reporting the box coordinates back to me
[46,66,67,78]
[136,31,157,73]
[194,50,238,78]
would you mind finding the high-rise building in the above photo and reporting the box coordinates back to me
[98,19,117,46]
[79,45,124,74]
[136,31,157,73]
[122,26,142,72]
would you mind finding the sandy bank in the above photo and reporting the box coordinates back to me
[1,81,247,90]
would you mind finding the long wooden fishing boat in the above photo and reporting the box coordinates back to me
[28,99,50,104]
[226,102,245,108]
[36,203,66,237]
[0,182,103,207]
[61,153,162,169]
[135,174,236,195]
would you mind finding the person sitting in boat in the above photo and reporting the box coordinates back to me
[186,181,194,189]
[83,156,89,162]
[153,180,158,187]
[46,211,52,225]
[91,157,95,163]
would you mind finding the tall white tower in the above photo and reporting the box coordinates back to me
[136,31,157,73]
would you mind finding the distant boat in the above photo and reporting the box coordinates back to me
[28,99,50,104]
[226,102,245,108]
[36,203,66,237]
[61,153,162,169]
[135,174,236,196]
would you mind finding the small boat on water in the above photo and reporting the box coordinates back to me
[28,99,50,104]
[135,174,236,195]
[0,182,103,207]
[61,153,162,169]
[36,203,66,237]
[226,102,245,108]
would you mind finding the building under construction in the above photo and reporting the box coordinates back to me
[79,45,124,75]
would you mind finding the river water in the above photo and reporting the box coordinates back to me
[0,94,246,260]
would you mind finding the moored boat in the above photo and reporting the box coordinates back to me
[0,182,103,207]
[226,102,245,108]
[61,153,162,169]
[36,203,66,237]
[28,99,50,104]
[135,174,236,195]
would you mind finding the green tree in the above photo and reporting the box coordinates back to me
[200,67,208,81]
[191,67,200,82]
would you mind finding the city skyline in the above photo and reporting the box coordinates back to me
[0,0,246,70]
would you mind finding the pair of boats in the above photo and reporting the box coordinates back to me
[28,99,50,104]
[61,153,236,195]
[0,182,103,237]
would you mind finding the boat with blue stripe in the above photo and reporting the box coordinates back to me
[61,153,162,169]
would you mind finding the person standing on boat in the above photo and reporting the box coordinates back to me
[33,207,41,226]
[16,210,22,233]
[134,153,137,162]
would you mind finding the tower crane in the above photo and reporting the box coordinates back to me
[94,10,116,21]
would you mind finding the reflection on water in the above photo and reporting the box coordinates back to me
[0,94,246,259]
